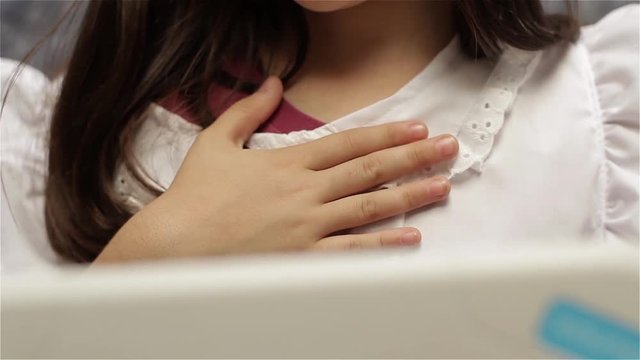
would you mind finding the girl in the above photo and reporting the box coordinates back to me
[1,0,638,266]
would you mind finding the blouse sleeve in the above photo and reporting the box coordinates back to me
[0,58,60,271]
[582,5,639,245]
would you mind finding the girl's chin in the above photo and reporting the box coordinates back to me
[294,0,367,13]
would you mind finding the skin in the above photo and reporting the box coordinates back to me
[96,77,458,262]
[94,1,459,263]
[294,0,366,13]
[288,0,455,121]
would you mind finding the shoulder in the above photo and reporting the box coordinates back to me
[578,5,638,112]
[581,4,639,53]
[0,57,56,184]
[580,5,639,244]
[512,6,639,244]
[0,58,60,269]
[0,58,59,149]
[0,58,58,120]
[534,5,638,83]
[527,4,639,136]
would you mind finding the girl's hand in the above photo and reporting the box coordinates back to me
[96,77,458,262]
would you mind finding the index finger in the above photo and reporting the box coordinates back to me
[294,121,429,170]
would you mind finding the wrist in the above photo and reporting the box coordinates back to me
[93,195,177,263]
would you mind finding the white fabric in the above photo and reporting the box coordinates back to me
[0,60,62,272]
[1,5,638,270]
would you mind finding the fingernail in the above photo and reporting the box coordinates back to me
[408,123,427,139]
[435,136,457,157]
[258,77,275,93]
[428,179,449,197]
[400,230,421,245]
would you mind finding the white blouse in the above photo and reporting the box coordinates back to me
[1,5,638,271]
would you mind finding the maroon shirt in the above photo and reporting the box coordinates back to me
[160,84,324,134]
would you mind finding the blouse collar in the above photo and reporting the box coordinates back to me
[246,38,541,180]
[143,38,541,186]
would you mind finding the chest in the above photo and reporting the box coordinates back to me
[124,44,605,250]
[404,67,604,252]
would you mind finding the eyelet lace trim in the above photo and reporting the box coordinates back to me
[399,47,541,184]
[115,47,542,211]
[447,47,541,178]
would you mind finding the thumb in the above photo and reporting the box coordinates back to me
[205,76,283,147]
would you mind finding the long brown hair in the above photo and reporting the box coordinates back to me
[43,0,579,262]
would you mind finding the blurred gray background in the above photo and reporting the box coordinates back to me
[1,0,638,76]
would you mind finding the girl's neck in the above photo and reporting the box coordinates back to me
[284,0,455,123]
